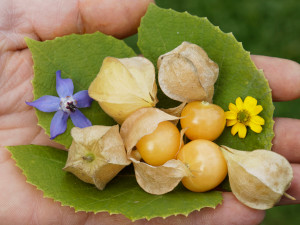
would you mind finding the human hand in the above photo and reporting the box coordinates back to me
[250,55,300,207]
[0,0,299,224]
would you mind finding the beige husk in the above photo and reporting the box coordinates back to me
[63,125,130,190]
[160,102,186,125]
[88,56,158,124]
[131,158,190,195]
[220,146,294,210]
[157,41,219,103]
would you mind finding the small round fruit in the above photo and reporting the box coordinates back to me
[136,121,181,166]
[177,139,227,192]
[180,101,226,141]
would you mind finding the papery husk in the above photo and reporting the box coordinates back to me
[120,107,178,156]
[160,102,186,125]
[63,125,130,190]
[88,56,158,124]
[178,127,188,154]
[220,146,294,210]
[131,158,191,195]
[158,41,219,103]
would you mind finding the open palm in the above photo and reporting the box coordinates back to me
[0,0,299,224]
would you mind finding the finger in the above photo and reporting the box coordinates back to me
[1,0,154,51]
[272,118,300,163]
[78,0,155,38]
[251,55,300,101]
[278,164,300,205]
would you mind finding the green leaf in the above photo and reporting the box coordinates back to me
[22,4,276,220]
[7,145,222,221]
[138,4,274,150]
[26,32,136,148]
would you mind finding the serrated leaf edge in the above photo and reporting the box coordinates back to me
[6,145,223,221]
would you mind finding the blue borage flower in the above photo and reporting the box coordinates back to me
[26,70,93,139]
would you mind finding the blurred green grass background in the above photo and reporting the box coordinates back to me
[125,0,300,224]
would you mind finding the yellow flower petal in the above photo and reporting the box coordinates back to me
[249,105,263,116]
[229,103,239,113]
[244,96,257,109]
[238,123,247,138]
[250,115,265,125]
[225,111,237,120]
[235,97,244,110]
[232,123,247,138]
[231,123,240,136]
[248,121,263,133]
[227,119,237,127]
[231,122,246,136]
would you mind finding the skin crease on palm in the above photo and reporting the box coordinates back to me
[0,0,299,224]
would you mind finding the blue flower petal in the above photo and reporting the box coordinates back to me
[50,110,69,139]
[73,90,93,108]
[70,110,92,128]
[26,95,60,112]
[56,70,74,98]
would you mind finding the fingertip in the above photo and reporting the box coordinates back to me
[272,118,300,163]
[251,55,300,101]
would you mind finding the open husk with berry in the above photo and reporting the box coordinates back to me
[120,107,191,195]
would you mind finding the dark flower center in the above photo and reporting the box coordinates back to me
[60,96,78,113]
[66,101,77,112]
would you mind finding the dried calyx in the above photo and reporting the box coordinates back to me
[158,41,219,103]
[63,125,130,190]
[88,56,158,124]
[120,107,190,195]
[120,107,178,156]
[220,146,294,210]
[159,102,186,125]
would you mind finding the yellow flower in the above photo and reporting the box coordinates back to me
[225,96,265,138]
